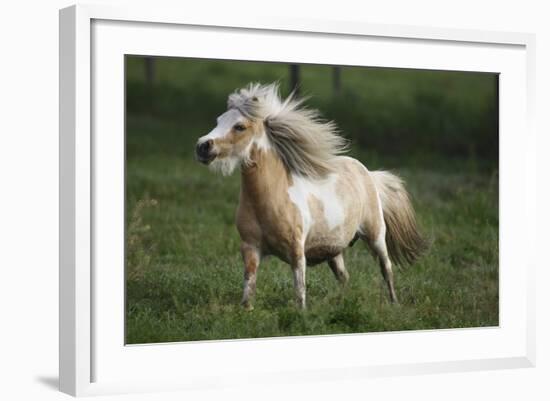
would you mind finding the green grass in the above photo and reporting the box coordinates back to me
[125,57,498,344]
[125,114,498,344]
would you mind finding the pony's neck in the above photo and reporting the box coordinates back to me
[240,146,291,206]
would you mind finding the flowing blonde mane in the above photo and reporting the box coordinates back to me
[227,83,348,179]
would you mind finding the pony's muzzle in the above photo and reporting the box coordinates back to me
[196,139,215,164]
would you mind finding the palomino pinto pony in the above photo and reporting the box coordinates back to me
[196,83,426,309]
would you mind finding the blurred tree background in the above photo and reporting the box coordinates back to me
[126,57,498,170]
[124,56,499,344]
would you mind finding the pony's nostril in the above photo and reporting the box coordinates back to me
[196,139,213,161]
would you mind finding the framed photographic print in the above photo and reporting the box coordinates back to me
[59,4,536,396]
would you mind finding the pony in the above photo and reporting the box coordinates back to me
[195,83,427,309]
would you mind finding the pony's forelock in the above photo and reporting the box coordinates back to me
[227,83,348,179]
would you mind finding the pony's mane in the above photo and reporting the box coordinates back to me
[227,83,348,179]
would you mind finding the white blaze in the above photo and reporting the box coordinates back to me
[198,109,244,143]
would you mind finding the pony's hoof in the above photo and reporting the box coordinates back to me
[241,302,254,311]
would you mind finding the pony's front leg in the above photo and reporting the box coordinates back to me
[240,243,260,311]
[292,254,307,309]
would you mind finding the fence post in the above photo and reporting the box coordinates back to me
[145,57,155,87]
[289,64,300,95]
[333,66,341,96]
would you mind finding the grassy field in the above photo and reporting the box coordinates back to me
[125,57,498,344]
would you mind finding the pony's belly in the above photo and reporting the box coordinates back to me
[304,223,358,265]
[305,245,345,266]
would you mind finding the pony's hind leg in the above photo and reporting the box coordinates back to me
[328,253,349,285]
[364,228,398,303]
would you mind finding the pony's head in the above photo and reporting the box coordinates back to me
[195,87,265,176]
[196,83,348,178]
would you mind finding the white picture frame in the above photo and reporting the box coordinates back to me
[59,3,536,397]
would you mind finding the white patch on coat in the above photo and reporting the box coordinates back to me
[287,174,345,242]
[253,132,271,151]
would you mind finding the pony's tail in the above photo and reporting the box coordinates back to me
[371,171,428,266]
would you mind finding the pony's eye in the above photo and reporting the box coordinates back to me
[233,124,246,132]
